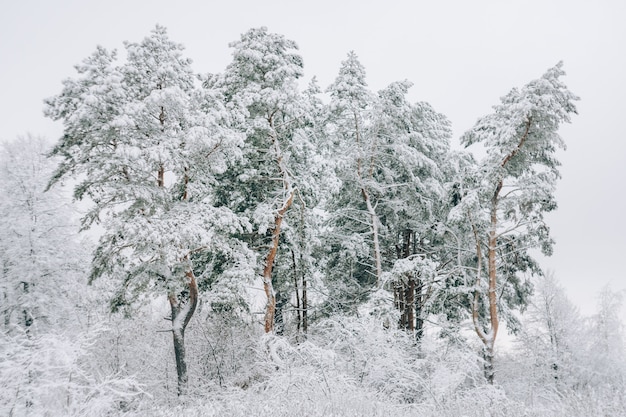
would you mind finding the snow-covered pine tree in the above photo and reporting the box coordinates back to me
[323,53,452,332]
[372,81,451,337]
[44,26,246,396]
[324,52,382,294]
[210,27,319,333]
[454,62,579,383]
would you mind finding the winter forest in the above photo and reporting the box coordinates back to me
[2,25,625,416]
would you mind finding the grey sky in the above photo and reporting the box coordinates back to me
[1,0,625,317]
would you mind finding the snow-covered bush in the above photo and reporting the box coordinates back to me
[0,326,145,416]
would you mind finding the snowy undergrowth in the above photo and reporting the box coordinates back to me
[4,311,624,416]
[125,316,530,416]
[124,314,625,417]
[0,325,145,417]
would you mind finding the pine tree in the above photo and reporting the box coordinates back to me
[454,62,579,383]
[44,26,246,396]
[211,27,317,333]
[323,53,452,331]
[324,51,383,297]
[373,82,451,337]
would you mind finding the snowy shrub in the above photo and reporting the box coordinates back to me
[187,307,260,391]
[0,326,145,416]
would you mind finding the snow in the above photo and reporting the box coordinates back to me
[1,24,624,417]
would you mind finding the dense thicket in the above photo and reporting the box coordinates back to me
[2,26,624,417]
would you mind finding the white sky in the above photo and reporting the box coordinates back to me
[1,0,625,318]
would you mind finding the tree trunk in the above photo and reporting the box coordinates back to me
[353,110,382,286]
[362,188,382,286]
[292,249,301,333]
[168,268,198,396]
[274,291,285,335]
[406,277,415,331]
[172,327,187,395]
[396,282,407,329]
[469,215,495,383]
[415,279,424,341]
[397,230,422,334]
[302,271,308,334]
[263,192,293,333]
[483,343,495,384]
[262,120,294,333]
[487,201,500,349]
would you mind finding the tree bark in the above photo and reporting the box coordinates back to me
[263,192,293,333]
[483,344,495,384]
[292,249,301,333]
[406,277,415,331]
[168,268,198,396]
[469,214,494,382]
[415,278,424,341]
[396,282,407,329]
[353,111,383,286]
[487,196,500,347]
[397,230,421,334]
[302,270,308,334]
[362,189,383,286]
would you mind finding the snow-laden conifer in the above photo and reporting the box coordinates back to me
[211,27,321,333]
[44,25,247,396]
[457,62,579,383]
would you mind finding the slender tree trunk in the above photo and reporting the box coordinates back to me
[397,282,407,329]
[352,111,382,286]
[274,291,285,335]
[3,291,10,327]
[171,326,187,395]
[471,194,501,384]
[21,281,33,332]
[483,344,495,384]
[469,214,494,383]
[415,279,424,341]
[362,190,383,286]
[292,249,301,333]
[545,294,560,380]
[406,277,415,331]
[302,271,308,334]
[262,121,294,333]
[405,231,414,332]
[263,192,293,333]
[157,164,164,187]
[486,197,500,349]
[168,268,198,396]
[397,230,418,333]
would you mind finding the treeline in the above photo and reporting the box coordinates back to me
[2,25,625,417]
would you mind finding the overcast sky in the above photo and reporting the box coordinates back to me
[1,0,625,317]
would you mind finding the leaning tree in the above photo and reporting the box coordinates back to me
[450,62,578,383]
